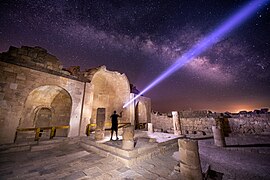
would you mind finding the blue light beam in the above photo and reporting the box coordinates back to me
[123,0,269,108]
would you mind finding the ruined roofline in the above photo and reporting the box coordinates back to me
[0,45,140,91]
[84,65,128,79]
[0,46,90,83]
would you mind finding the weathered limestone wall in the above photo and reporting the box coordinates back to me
[86,66,131,127]
[180,117,215,134]
[0,46,81,78]
[151,111,270,135]
[151,112,173,132]
[0,47,93,144]
[228,115,270,134]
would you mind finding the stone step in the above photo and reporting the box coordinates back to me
[30,143,61,152]
[80,141,135,167]
[0,144,31,154]
[0,137,78,154]
[80,137,179,167]
[30,137,79,151]
[0,140,39,154]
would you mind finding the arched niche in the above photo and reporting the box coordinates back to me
[135,101,147,129]
[19,85,72,137]
[90,67,130,124]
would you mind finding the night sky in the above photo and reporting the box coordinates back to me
[0,0,269,113]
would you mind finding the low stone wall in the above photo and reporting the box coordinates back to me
[180,117,215,134]
[151,111,270,135]
[151,112,173,132]
[228,115,270,134]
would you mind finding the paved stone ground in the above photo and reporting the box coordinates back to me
[0,141,180,180]
[199,135,270,180]
[0,135,270,180]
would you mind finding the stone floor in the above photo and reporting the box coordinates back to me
[0,140,180,180]
[0,134,270,180]
[199,134,270,180]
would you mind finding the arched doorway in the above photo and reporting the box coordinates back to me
[19,85,72,137]
[135,102,147,129]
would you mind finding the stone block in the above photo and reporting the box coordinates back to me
[16,73,26,81]
[4,67,14,73]
[0,83,6,92]
[28,50,38,58]
[47,65,53,70]
[21,55,32,61]
[61,171,86,180]
[0,100,7,107]
[38,51,47,57]
[122,140,135,150]
[44,54,60,65]
[8,46,18,56]
[148,123,154,133]
[17,48,28,55]
[122,125,134,140]
[46,62,53,66]
[9,83,18,90]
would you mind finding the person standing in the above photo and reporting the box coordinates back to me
[110,111,122,140]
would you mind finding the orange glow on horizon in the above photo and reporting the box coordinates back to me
[229,104,261,113]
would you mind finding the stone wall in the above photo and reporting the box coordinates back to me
[0,46,93,144]
[228,114,270,134]
[180,117,215,134]
[151,111,270,135]
[151,112,173,132]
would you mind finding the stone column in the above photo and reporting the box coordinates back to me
[178,139,202,180]
[172,111,182,135]
[148,123,154,133]
[212,126,226,147]
[95,129,104,141]
[95,108,105,141]
[122,125,135,150]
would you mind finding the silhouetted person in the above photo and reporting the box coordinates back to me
[110,110,122,140]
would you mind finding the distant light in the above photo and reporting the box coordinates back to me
[123,0,269,108]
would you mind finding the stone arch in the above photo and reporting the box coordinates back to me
[19,85,72,136]
[90,66,130,124]
[135,101,147,129]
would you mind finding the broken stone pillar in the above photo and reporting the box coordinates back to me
[122,125,135,150]
[148,123,154,133]
[172,111,182,135]
[95,108,105,141]
[212,126,226,147]
[179,139,203,180]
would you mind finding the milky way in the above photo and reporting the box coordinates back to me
[0,0,269,112]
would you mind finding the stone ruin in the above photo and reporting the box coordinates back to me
[0,46,151,144]
[151,109,270,136]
